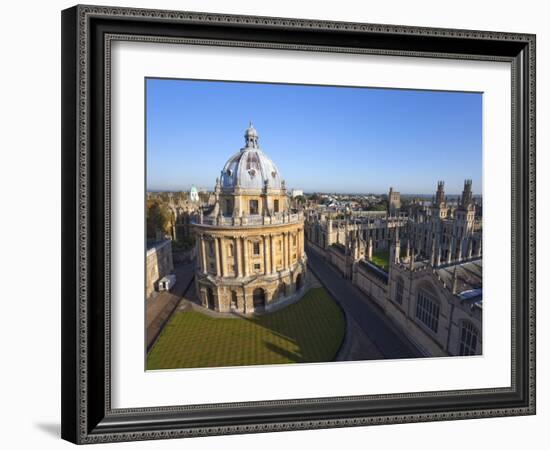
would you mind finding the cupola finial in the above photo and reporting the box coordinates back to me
[244,122,259,149]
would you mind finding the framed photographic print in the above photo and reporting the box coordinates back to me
[61,4,536,444]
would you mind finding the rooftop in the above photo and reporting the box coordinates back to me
[436,259,483,305]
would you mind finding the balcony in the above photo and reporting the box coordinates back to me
[193,211,304,228]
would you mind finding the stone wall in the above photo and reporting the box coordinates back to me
[146,240,174,299]
[305,236,482,357]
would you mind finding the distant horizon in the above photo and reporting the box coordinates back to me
[147,188,481,197]
[147,79,482,194]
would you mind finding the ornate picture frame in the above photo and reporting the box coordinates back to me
[61,4,536,444]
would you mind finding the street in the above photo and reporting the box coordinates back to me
[306,245,423,360]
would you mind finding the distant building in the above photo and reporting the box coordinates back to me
[189,185,199,202]
[306,179,482,357]
[146,240,174,299]
[291,189,304,198]
[388,187,401,215]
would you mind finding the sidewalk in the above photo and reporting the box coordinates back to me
[146,262,195,350]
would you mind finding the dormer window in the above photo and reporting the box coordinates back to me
[249,200,259,214]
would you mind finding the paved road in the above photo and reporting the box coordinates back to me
[146,262,195,349]
[306,246,422,360]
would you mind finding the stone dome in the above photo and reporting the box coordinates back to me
[219,124,284,192]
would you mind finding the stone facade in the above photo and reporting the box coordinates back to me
[146,240,174,299]
[388,186,401,215]
[193,125,307,314]
[306,180,482,357]
[352,255,482,357]
[306,211,407,255]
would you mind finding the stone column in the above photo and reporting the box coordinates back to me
[287,232,291,265]
[200,235,207,274]
[235,236,242,278]
[270,234,276,274]
[243,237,249,277]
[219,237,226,277]
[283,232,288,268]
[263,235,269,275]
[288,232,292,264]
[214,237,221,276]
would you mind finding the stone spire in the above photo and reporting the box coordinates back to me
[367,236,373,261]
[435,180,445,205]
[447,238,453,264]
[467,238,473,259]
[391,227,401,264]
[460,179,473,208]
[430,237,436,267]
[452,265,459,295]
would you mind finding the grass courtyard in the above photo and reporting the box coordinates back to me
[371,250,390,271]
[147,287,345,370]
[371,248,408,272]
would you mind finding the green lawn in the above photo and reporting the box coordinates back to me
[371,250,390,271]
[147,287,345,370]
[371,248,407,272]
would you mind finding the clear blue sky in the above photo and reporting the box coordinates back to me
[146,78,482,195]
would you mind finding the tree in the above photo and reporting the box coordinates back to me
[308,193,321,202]
[365,200,388,212]
[295,195,306,205]
[146,199,173,239]
[173,235,196,251]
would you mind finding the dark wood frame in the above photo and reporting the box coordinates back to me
[61,4,536,444]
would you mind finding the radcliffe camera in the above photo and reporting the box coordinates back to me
[145,79,482,370]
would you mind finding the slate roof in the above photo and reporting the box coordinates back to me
[435,259,483,306]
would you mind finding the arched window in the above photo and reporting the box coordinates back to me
[225,199,233,215]
[230,291,238,311]
[394,278,404,305]
[459,321,480,356]
[249,199,259,215]
[206,287,215,310]
[296,273,303,290]
[415,288,440,333]
[253,288,265,312]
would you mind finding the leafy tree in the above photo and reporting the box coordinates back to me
[365,201,388,212]
[146,199,173,239]
[308,193,321,202]
[173,235,196,251]
[295,195,306,205]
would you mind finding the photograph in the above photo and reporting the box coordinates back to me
[144,78,483,370]
[56,2,537,445]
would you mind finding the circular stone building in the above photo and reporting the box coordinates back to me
[193,124,307,314]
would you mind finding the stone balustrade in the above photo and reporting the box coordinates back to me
[194,211,304,228]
